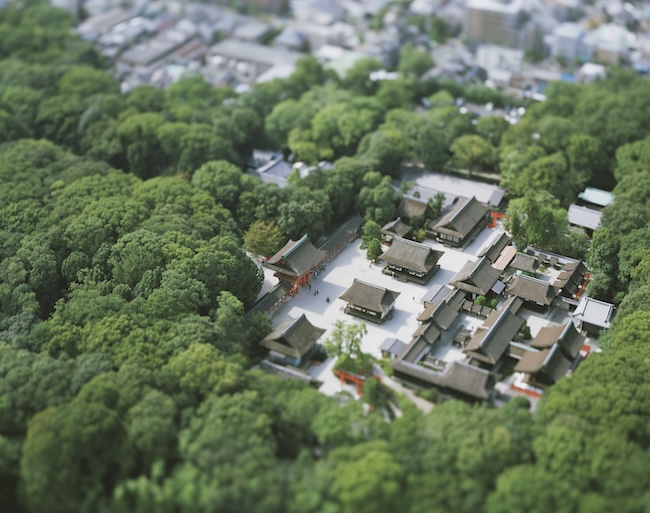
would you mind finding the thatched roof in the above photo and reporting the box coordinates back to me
[492,245,517,272]
[432,196,490,239]
[531,322,585,359]
[478,231,512,262]
[397,196,428,220]
[506,275,558,305]
[381,218,412,239]
[380,237,443,273]
[416,301,460,330]
[264,234,327,278]
[514,344,572,383]
[412,322,442,344]
[464,299,524,364]
[510,253,539,273]
[450,257,501,296]
[339,279,401,314]
[260,314,325,359]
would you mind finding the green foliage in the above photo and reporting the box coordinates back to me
[243,219,286,256]
[3,11,650,512]
[366,239,383,262]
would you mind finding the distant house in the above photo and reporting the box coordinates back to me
[577,187,614,210]
[464,297,524,365]
[568,204,602,235]
[506,275,558,307]
[260,314,326,366]
[531,322,585,360]
[572,295,615,336]
[263,234,326,292]
[449,256,501,296]
[380,237,444,284]
[428,196,490,247]
[514,344,573,386]
[381,218,412,242]
[396,195,428,223]
[553,260,588,299]
[339,279,401,323]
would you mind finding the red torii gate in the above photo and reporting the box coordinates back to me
[337,369,382,398]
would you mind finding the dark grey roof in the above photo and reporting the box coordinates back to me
[514,344,571,383]
[478,231,512,262]
[464,300,524,364]
[260,314,325,359]
[439,362,492,400]
[397,196,428,219]
[264,234,327,278]
[553,262,587,289]
[246,281,292,317]
[416,301,460,330]
[568,204,602,231]
[510,253,539,273]
[339,279,401,314]
[531,322,585,359]
[380,237,443,273]
[412,322,442,344]
[379,338,407,356]
[381,218,412,239]
[391,352,492,400]
[449,257,501,296]
[422,284,450,306]
[507,275,558,305]
[432,196,489,239]
[572,296,615,329]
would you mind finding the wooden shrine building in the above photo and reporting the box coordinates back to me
[339,279,401,323]
[380,237,444,284]
[260,314,326,367]
[263,234,327,294]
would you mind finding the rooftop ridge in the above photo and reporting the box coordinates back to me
[352,278,387,292]
[479,306,515,349]
[542,344,560,368]
[282,234,308,259]
[448,196,473,225]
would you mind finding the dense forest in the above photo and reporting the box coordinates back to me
[1,2,650,512]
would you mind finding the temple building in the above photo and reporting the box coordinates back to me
[381,218,412,243]
[339,279,401,323]
[506,275,558,307]
[260,313,326,366]
[514,344,573,386]
[428,196,490,247]
[380,237,444,284]
[449,256,501,296]
[463,297,524,365]
[263,234,326,294]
